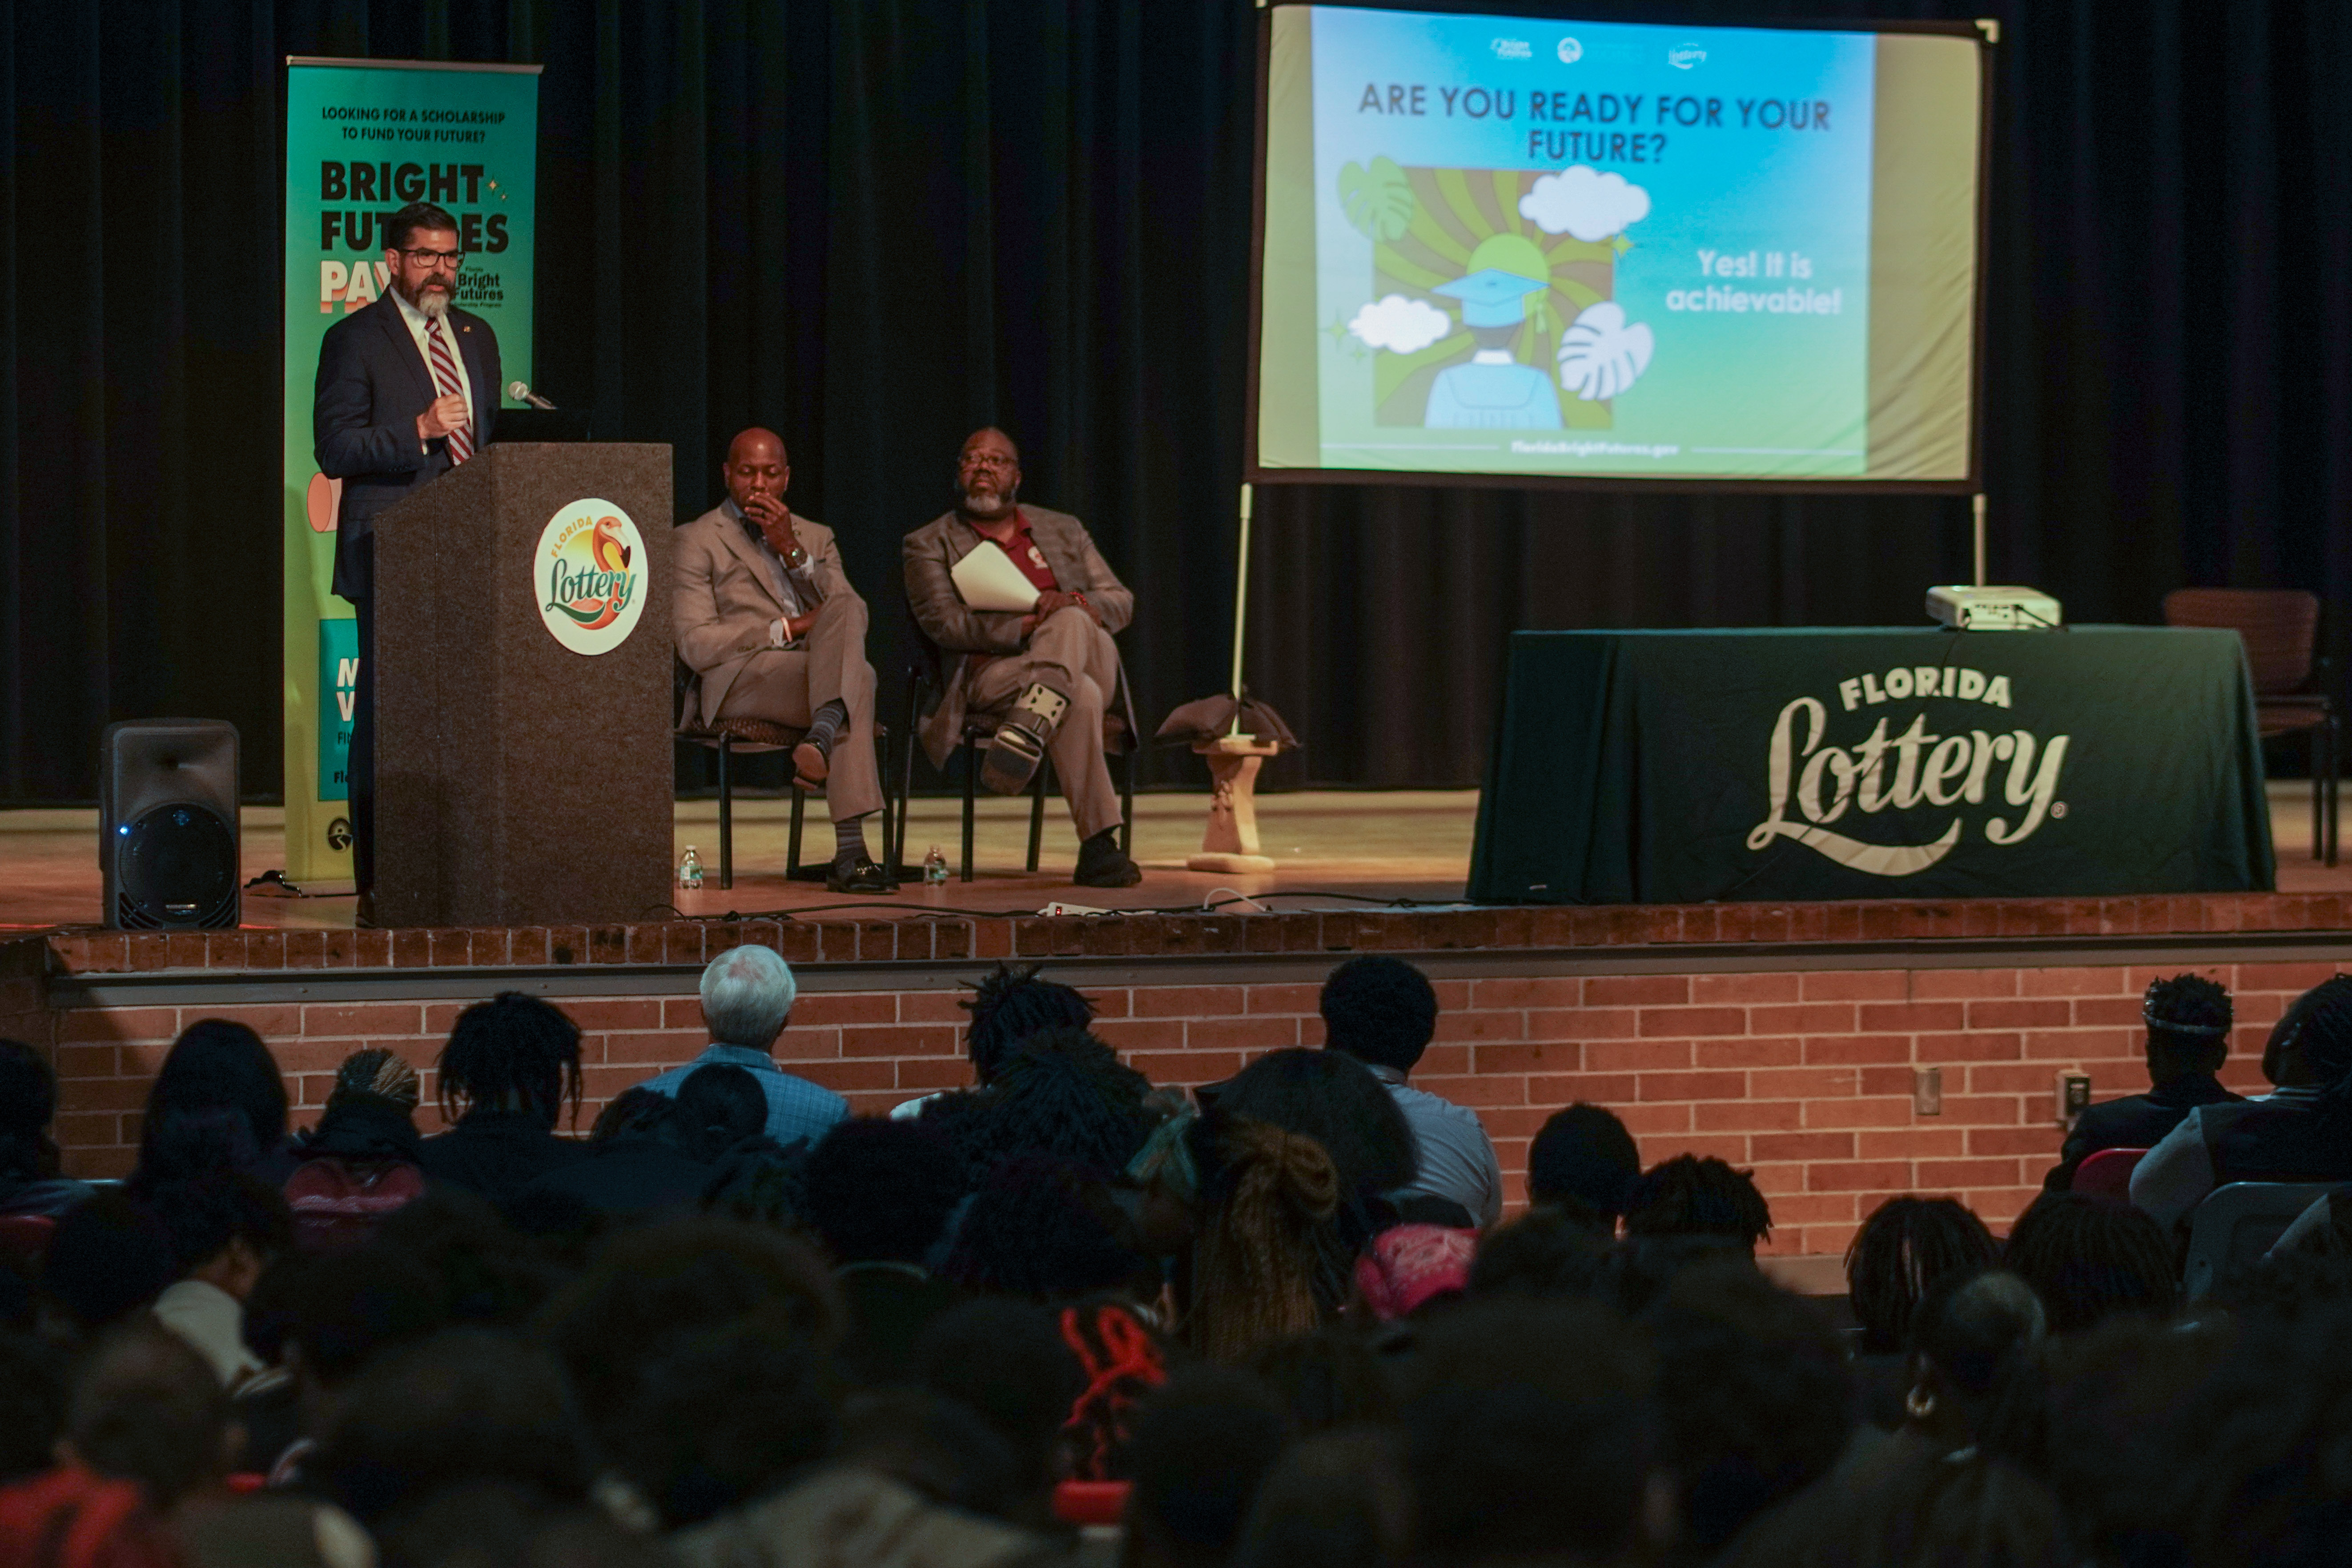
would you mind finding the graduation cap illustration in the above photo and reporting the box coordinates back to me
[1432,266,1550,327]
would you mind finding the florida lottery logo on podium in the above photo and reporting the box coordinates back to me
[536,499,646,654]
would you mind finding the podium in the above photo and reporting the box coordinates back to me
[372,443,675,928]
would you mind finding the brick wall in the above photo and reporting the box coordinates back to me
[36,956,2328,1257]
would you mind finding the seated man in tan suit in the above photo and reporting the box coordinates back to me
[903,427,1142,889]
[675,427,891,893]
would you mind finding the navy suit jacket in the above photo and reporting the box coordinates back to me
[313,293,500,604]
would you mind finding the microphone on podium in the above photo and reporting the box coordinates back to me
[507,381,558,410]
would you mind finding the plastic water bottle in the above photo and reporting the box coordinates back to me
[922,845,948,885]
[678,846,704,891]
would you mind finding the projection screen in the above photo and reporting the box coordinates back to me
[1249,5,1990,490]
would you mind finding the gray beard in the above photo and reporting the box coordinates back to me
[418,288,451,320]
[962,486,1015,518]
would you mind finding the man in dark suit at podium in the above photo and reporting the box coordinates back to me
[314,201,500,917]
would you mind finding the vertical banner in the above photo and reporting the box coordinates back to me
[281,59,540,885]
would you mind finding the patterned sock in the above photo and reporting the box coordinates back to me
[804,699,848,760]
[832,813,871,872]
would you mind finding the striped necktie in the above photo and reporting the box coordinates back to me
[425,315,473,465]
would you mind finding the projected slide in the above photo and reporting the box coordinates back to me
[1252,7,1986,486]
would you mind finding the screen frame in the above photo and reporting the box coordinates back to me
[1242,2,1995,495]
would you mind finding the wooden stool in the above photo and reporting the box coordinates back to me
[1186,734,1283,873]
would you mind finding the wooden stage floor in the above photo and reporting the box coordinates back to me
[0,789,1481,931]
[1,784,2344,933]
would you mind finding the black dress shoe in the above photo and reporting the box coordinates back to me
[826,858,897,894]
[1073,829,1142,889]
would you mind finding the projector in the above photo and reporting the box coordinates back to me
[1926,584,2063,632]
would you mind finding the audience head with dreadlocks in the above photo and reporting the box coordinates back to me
[1847,1195,2002,1355]
[2003,1191,2179,1335]
[435,992,583,1129]
[973,1028,1153,1175]
[1187,1114,1342,1363]
[2142,972,2233,1083]
[1623,1154,1773,1254]
[964,962,1097,1086]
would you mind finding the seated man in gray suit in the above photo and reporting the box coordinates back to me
[903,427,1142,888]
[675,427,891,893]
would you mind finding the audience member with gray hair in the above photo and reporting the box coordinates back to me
[628,946,848,1146]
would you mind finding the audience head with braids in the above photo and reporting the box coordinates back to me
[435,992,583,1130]
[964,962,1097,1086]
[1846,1196,2002,1355]
[1187,1114,1343,1363]
[331,1047,422,1114]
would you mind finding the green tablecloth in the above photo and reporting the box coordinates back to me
[1468,627,2277,905]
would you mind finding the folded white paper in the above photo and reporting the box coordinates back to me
[950,540,1042,613]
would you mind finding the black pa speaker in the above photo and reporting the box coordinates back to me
[101,719,240,930]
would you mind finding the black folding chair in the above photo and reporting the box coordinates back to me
[895,615,1136,881]
[675,659,897,889]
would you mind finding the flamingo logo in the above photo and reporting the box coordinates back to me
[535,499,648,655]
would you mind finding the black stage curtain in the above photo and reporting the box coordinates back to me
[4,0,2350,801]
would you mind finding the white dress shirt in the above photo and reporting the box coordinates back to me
[391,287,475,453]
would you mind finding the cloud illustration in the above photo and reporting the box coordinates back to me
[1519,166,1651,242]
[1556,301,1654,401]
[1348,294,1454,355]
